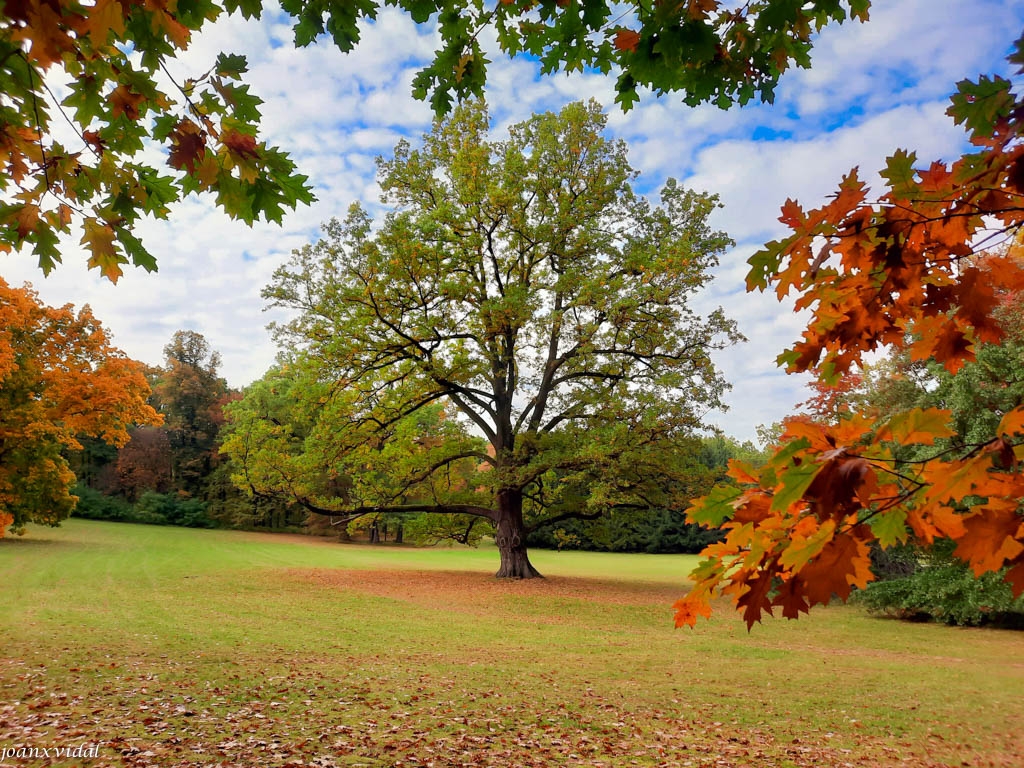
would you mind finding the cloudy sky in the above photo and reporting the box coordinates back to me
[4,0,1023,443]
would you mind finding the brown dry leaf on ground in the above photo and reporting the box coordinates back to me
[290,568,685,612]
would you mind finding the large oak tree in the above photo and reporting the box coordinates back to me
[225,100,741,577]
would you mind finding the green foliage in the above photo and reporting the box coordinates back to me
[857,541,1024,626]
[1,0,315,279]
[529,435,758,553]
[70,484,216,528]
[699,434,765,473]
[527,507,722,554]
[155,331,231,498]
[134,491,216,528]
[70,483,133,522]
[401,513,490,546]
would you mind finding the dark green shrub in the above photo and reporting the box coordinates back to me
[133,491,216,528]
[526,508,722,554]
[71,483,132,521]
[856,540,1024,626]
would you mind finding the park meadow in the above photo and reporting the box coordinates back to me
[1,519,1021,768]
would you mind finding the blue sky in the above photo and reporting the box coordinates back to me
[4,0,1023,443]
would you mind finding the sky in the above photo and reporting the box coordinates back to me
[4,0,1023,444]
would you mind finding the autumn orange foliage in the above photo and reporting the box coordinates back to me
[0,279,161,535]
[677,35,1024,628]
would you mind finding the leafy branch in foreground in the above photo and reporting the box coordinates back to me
[1,0,314,280]
[676,31,1024,630]
[1,1,868,279]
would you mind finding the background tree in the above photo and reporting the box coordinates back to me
[676,38,1024,629]
[155,330,229,496]
[795,371,866,426]
[113,426,173,502]
[0,278,160,535]
[1,0,868,278]
[234,100,741,578]
[64,329,261,529]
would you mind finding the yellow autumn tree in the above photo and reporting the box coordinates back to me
[0,278,161,534]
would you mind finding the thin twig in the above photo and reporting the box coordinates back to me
[21,52,51,193]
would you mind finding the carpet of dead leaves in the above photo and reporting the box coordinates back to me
[1,568,1020,768]
[294,568,685,611]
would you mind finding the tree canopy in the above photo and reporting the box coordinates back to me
[0,278,160,535]
[155,330,231,494]
[675,36,1024,629]
[1,0,868,279]
[221,100,741,577]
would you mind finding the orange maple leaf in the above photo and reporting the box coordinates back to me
[687,0,720,21]
[733,568,779,629]
[222,129,260,161]
[997,406,1024,437]
[910,314,974,373]
[84,0,127,45]
[673,593,712,628]
[876,408,955,445]
[613,29,641,53]
[109,85,145,121]
[10,203,40,238]
[1004,561,1024,598]
[953,502,1024,576]
[81,218,122,282]
[168,121,207,174]
[726,458,760,484]
[798,533,872,606]
[772,575,811,620]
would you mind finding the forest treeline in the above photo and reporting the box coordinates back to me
[69,326,763,554]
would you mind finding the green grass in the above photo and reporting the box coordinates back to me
[1,520,1022,767]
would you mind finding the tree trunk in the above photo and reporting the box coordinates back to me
[494,489,542,579]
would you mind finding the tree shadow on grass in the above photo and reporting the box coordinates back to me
[0,535,73,550]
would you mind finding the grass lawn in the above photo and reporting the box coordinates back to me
[1,519,1021,767]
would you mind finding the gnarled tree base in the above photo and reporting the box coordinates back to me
[495,546,543,579]
[494,488,542,578]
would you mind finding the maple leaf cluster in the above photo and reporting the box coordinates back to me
[0,0,313,281]
[0,278,161,534]
[677,32,1024,629]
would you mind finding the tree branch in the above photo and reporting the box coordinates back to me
[345,502,496,521]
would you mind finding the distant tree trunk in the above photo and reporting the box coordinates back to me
[494,489,542,579]
[395,522,403,544]
[336,522,352,543]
